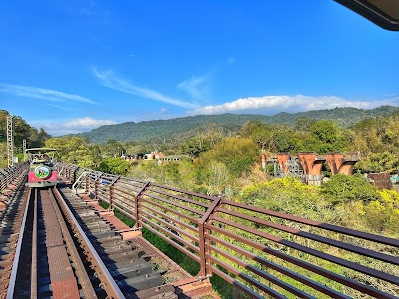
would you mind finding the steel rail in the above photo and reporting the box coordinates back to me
[57,163,399,298]
[6,187,31,299]
[49,188,97,299]
[30,188,38,299]
[52,187,125,299]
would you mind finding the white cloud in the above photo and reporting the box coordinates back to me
[93,68,199,109]
[177,75,210,100]
[189,95,397,115]
[0,83,96,104]
[29,117,117,136]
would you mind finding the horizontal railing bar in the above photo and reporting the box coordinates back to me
[221,200,399,248]
[113,185,141,197]
[207,224,397,299]
[56,163,398,298]
[206,234,349,299]
[211,267,264,299]
[140,215,200,254]
[139,202,198,233]
[209,247,317,299]
[113,206,137,223]
[217,208,398,265]
[208,255,287,299]
[112,192,133,203]
[151,182,218,201]
[142,223,200,262]
[143,193,205,216]
[114,202,136,216]
[140,198,199,227]
[212,216,399,285]
[139,209,198,242]
[146,187,211,208]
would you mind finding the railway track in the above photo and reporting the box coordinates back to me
[0,184,30,298]
[1,181,178,299]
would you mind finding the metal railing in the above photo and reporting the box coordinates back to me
[57,163,399,298]
[0,162,29,192]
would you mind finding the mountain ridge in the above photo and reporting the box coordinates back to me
[76,105,399,143]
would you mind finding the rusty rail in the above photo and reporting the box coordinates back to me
[57,163,399,298]
[5,188,32,299]
[52,187,125,298]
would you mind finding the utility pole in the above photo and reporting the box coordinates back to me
[7,115,14,167]
[23,139,27,162]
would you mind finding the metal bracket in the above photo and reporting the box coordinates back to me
[72,171,90,194]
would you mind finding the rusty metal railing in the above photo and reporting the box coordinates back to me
[56,163,399,298]
[0,162,29,192]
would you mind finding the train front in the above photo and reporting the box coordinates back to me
[26,148,58,187]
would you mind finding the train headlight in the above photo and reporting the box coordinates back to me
[34,166,51,179]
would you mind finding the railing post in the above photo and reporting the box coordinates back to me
[108,176,120,211]
[198,196,222,279]
[85,173,90,194]
[134,181,151,229]
[94,173,104,201]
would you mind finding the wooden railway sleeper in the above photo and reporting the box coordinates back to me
[53,187,125,299]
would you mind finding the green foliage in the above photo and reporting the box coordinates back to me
[302,120,347,154]
[0,110,50,167]
[199,138,258,177]
[294,116,315,131]
[321,174,380,205]
[179,136,211,157]
[76,106,399,144]
[97,157,131,175]
[363,190,399,234]
[45,136,97,168]
[241,177,331,220]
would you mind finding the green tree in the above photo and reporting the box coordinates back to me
[364,189,399,235]
[179,137,211,157]
[97,157,131,175]
[45,136,96,167]
[240,177,331,220]
[200,138,258,177]
[303,120,346,153]
[321,174,380,205]
[203,161,231,196]
[294,116,315,131]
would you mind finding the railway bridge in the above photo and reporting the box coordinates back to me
[0,162,398,298]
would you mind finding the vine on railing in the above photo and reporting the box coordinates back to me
[56,163,399,299]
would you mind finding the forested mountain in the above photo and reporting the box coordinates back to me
[77,105,399,143]
[0,110,51,167]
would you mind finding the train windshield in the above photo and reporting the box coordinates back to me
[25,148,57,164]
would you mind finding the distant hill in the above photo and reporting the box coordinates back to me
[77,106,399,143]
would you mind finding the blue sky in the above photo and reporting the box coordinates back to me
[0,0,398,136]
